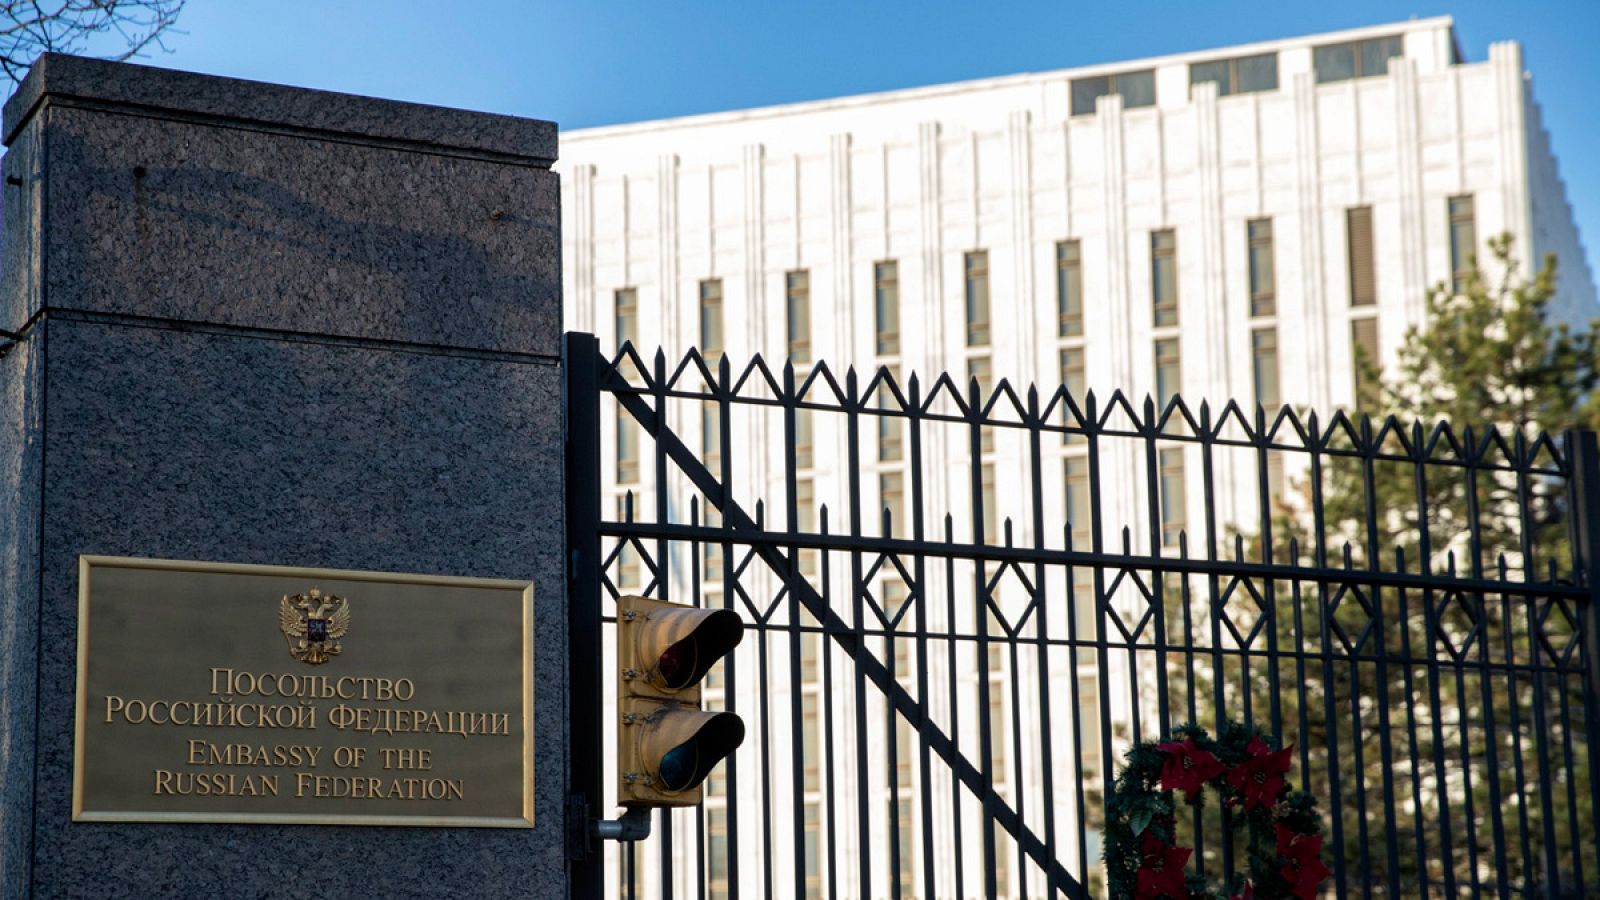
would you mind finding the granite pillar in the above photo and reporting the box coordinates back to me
[0,54,567,898]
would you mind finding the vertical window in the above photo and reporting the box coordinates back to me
[801,693,821,792]
[616,497,640,590]
[1154,339,1181,408]
[707,806,729,900]
[1247,219,1276,317]
[1351,317,1380,408]
[1066,455,1095,635]
[615,288,638,348]
[786,270,811,364]
[969,356,995,454]
[878,364,903,463]
[1057,240,1084,337]
[795,408,814,471]
[1059,348,1086,400]
[1448,195,1477,295]
[1159,448,1186,547]
[965,251,991,347]
[892,643,915,894]
[616,418,640,485]
[1252,328,1280,411]
[796,477,818,577]
[875,261,900,355]
[1065,457,1091,549]
[700,279,724,363]
[1346,207,1376,307]
[980,463,998,543]
[615,289,641,484]
[1151,230,1178,326]
[700,278,725,574]
[879,472,905,536]
[803,803,821,898]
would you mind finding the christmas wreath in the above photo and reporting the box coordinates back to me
[1104,721,1330,900]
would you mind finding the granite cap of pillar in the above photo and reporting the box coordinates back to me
[2,53,561,358]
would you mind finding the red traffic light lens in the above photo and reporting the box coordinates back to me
[655,609,744,690]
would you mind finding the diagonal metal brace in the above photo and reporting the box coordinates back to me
[613,387,1087,899]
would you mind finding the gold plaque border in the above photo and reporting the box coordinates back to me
[72,555,536,829]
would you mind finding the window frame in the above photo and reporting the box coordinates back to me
[1247,218,1276,318]
[1056,239,1084,337]
[786,269,811,364]
[1070,69,1157,116]
[1151,229,1179,327]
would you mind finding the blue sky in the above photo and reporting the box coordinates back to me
[85,0,1600,273]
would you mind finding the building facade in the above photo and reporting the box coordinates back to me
[559,18,1596,899]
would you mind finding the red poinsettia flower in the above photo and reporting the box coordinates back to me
[1225,737,1294,810]
[1157,738,1226,801]
[1135,832,1192,900]
[1274,824,1323,867]
[1280,856,1331,900]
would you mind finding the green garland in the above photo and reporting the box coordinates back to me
[1104,722,1329,900]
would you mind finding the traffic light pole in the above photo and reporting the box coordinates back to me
[593,807,652,842]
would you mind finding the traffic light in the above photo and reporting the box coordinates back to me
[617,595,746,807]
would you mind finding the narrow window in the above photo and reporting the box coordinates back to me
[616,415,639,485]
[700,278,724,363]
[616,497,640,590]
[1151,230,1178,326]
[786,270,810,364]
[795,408,814,470]
[1346,207,1376,307]
[616,289,641,484]
[802,802,822,898]
[1247,218,1275,317]
[968,355,995,454]
[707,806,729,900]
[796,477,818,577]
[965,251,991,347]
[1154,339,1181,408]
[801,695,821,791]
[878,365,903,462]
[1252,328,1280,411]
[1159,448,1187,547]
[980,462,998,544]
[1057,240,1084,337]
[1448,195,1477,295]
[701,279,725,577]
[1351,317,1381,408]
[615,288,638,348]
[1059,348,1087,400]
[875,261,900,356]
[1065,456,1091,549]
[880,471,905,536]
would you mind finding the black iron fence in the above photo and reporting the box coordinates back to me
[565,332,1600,899]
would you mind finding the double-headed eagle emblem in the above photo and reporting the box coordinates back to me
[278,588,351,665]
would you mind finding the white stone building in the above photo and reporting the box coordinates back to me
[559,17,1596,899]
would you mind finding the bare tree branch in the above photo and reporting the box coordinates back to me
[0,0,185,86]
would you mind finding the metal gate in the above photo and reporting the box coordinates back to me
[564,332,1600,899]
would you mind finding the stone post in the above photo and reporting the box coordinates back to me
[0,54,567,898]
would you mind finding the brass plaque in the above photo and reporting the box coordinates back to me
[73,556,533,827]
